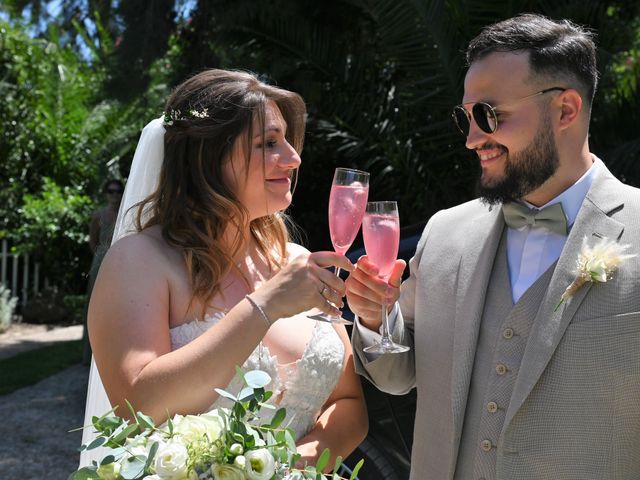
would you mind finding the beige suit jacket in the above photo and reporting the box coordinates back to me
[353,160,640,479]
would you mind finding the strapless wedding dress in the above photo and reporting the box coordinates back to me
[80,313,345,467]
[170,312,345,440]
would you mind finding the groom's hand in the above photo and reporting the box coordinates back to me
[345,255,406,331]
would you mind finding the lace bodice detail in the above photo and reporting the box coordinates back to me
[170,313,345,440]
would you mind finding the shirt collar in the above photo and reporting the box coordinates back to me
[523,155,599,228]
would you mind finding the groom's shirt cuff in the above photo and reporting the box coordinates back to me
[354,303,400,360]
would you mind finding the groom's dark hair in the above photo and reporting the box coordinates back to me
[466,14,598,107]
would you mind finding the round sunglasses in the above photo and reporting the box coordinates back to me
[452,87,566,136]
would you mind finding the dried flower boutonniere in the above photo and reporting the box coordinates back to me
[554,236,636,311]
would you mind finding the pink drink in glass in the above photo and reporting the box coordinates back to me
[362,213,400,279]
[329,183,369,255]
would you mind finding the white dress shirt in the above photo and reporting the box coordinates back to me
[507,159,599,303]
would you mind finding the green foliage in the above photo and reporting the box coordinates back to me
[2,1,639,278]
[167,0,640,249]
[16,177,94,293]
[0,285,18,333]
[0,19,146,293]
[72,369,357,479]
[63,293,89,323]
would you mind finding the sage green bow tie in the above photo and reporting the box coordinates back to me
[502,202,568,235]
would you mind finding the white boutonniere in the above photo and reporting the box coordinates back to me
[554,236,636,311]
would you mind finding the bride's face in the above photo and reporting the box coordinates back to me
[223,101,301,221]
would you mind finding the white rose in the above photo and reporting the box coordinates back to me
[586,257,608,282]
[229,443,244,456]
[96,461,121,480]
[233,455,246,469]
[211,463,247,480]
[155,441,190,480]
[244,449,276,480]
[173,412,223,444]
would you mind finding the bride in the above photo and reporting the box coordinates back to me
[81,69,368,468]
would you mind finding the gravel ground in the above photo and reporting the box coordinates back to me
[0,334,89,479]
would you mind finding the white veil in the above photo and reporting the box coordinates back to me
[79,118,165,467]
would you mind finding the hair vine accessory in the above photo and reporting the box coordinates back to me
[554,236,636,311]
[163,107,210,126]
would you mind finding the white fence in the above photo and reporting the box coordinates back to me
[1,239,45,306]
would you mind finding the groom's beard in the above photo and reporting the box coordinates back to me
[476,111,560,206]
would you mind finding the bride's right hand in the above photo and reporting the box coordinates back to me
[251,251,354,321]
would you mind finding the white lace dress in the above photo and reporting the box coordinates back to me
[170,312,345,440]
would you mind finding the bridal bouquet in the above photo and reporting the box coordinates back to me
[69,369,363,480]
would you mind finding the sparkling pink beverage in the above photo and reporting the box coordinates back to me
[329,183,369,255]
[363,213,400,279]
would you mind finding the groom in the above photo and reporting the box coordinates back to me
[346,13,640,480]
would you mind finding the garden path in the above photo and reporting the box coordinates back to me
[0,323,87,479]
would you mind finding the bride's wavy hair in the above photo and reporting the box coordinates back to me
[135,69,306,311]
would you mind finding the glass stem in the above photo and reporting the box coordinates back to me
[328,267,342,315]
[380,298,391,344]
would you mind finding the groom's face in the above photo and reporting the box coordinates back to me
[461,51,560,205]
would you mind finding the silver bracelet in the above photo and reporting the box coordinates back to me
[245,294,272,328]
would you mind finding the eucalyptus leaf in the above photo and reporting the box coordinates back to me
[135,411,155,430]
[315,448,330,473]
[67,466,99,480]
[111,423,139,445]
[349,459,365,480]
[92,407,118,423]
[238,387,255,402]
[144,442,159,470]
[86,436,106,450]
[235,421,247,437]
[120,455,146,480]
[284,429,297,450]
[125,399,136,419]
[332,455,343,474]
[109,446,127,459]
[214,388,238,401]
[167,416,174,435]
[93,414,121,434]
[270,408,286,429]
[244,369,271,388]
[99,455,115,466]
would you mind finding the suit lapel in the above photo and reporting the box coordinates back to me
[450,204,504,459]
[504,162,626,429]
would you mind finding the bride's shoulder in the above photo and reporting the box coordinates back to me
[105,226,177,268]
[285,242,311,261]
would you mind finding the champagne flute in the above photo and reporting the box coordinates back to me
[309,168,369,324]
[362,201,409,353]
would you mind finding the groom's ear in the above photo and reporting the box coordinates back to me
[557,89,582,131]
